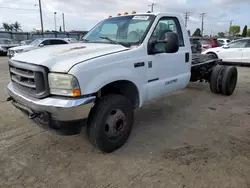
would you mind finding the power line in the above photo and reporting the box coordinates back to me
[148,3,156,12]
[200,13,206,37]
[183,12,190,28]
[0,6,38,11]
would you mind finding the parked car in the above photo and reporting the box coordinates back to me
[217,38,230,45]
[7,12,238,153]
[8,38,69,58]
[200,37,223,49]
[64,38,78,43]
[20,40,34,46]
[0,38,20,55]
[202,38,250,64]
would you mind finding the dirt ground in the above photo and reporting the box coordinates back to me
[0,56,250,188]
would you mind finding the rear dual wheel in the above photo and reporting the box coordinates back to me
[210,65,238,96]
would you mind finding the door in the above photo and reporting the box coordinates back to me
[146,17,190,101]
[241,39,250,64]
[219,39,248,63]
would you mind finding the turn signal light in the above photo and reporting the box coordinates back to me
[72,89,81,97]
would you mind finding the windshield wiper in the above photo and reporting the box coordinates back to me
[99,36,127,47]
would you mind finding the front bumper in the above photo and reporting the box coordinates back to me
[7,82,96,121]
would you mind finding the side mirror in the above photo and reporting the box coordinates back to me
[148,32,179,54]
[164,32,179,53]
[39,44,44,47]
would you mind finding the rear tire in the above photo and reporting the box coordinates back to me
[87,94,134,153]
[221,66,238,96]
[210,65,225,94]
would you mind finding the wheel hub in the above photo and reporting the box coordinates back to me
[105,109,126,139]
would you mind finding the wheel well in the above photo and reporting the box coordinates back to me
[98,80,140,108]
[207,52,218,59]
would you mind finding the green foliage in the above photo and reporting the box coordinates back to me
[192,28,202,37]
[247,29,250,37]
[13,21,22,32]
[229,25,240,36]
[242,25,247,37]
[218,32,225,38]
[2,22,21,32]
[2,23,10,31]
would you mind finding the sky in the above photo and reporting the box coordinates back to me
[0,0,250,35]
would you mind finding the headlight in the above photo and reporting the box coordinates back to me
[48,73,81,97]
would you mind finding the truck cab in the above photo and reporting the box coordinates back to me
[6,12,194,152]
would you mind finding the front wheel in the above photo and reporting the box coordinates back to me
[87,94,134,153]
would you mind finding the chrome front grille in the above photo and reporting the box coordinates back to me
[9,60,49,98]
[10,67,36,90]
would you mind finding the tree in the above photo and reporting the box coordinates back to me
[218,32,225,38]
[247,29,250,37]
[187,30,191,36]
[8,24,14,32]
[59,26,62,32]
[229,25,240,36]
[2,23,10,31]
[13,21,22,32]
[192,28,202,37]
[242,25,247,37]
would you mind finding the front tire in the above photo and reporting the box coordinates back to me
[87,94,134,153]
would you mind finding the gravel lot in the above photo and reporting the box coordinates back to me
[0,56,250,188]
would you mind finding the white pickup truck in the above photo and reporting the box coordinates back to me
[7,12,238,152]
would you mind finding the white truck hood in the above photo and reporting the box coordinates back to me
[11,43,128,72]
[10,45,35,51]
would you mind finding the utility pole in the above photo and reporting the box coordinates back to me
[229,20,234,36]
[54,12,57,32]
[62,13,65,32]
[200,13,206,37]
[183,12,190,28]
[38,0,44,37]
[148,3,156,12]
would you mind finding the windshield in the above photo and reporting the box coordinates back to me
[30,39,43,46]
[82,15,155,46]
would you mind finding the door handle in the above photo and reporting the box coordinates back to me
[238,49,243,51]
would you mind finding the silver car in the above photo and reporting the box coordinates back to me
[8,38,69,58]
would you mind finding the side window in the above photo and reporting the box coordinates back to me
[50,40,68,45]
[228,40,248,48]
[245,40,250,48]
[41,40,50,45]
[149,17,184,52]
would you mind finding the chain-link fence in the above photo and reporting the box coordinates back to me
[0,31,88,41]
